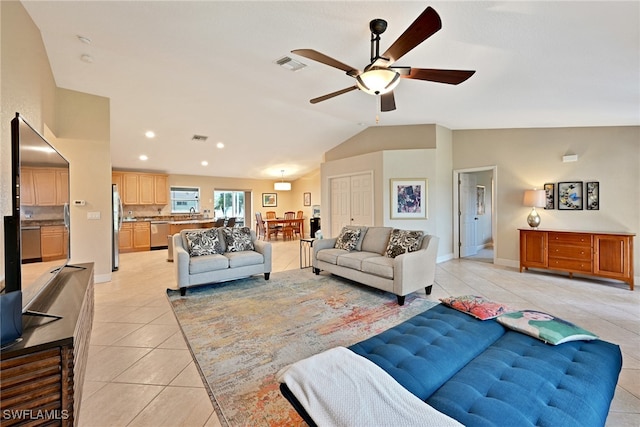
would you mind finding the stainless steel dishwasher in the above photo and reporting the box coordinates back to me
[150,221,170,249]
[21,226,42,261]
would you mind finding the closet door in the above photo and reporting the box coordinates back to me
[330,173,374,237]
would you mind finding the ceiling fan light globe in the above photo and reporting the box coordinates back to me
[356,68,400,95]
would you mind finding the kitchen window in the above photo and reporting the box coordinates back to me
[171,186,200,213]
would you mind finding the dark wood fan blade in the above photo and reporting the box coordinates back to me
[292,49,360,75]
[378,7,442,66]
[310,86,358,104]
[402,68,476,85]
[381,91,396,112]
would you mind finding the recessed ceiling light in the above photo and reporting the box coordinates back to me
[201,161,208,166]
[139,155,148,161]
[145,131,155,138]
[216,142,224,149]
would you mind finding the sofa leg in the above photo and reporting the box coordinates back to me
[425,285,433,295]
[313,268,320,275]
[180,288,186,296]
[265,273,270,280]
[397,295,406,306]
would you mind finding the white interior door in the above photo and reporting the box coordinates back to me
[459,173,478,257]
[350,173,373,227]
[331,176,351,237]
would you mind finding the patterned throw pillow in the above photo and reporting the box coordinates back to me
[221,227,255,252]
[185,228,223,257]
[497,310,598,345]
[334,227,362,251]
[440,295,515,320]
[385,229,424,258]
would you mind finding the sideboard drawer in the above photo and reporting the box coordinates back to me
[549,258,592,273]
[548,232,592,246]
[548,244,591,260]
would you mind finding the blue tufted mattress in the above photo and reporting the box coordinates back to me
[349,303,622,427]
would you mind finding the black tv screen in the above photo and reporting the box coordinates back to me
[2,113,71,312]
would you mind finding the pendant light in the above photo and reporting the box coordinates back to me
[274,170,291,191]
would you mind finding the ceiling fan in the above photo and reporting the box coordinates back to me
[292,6,475,112]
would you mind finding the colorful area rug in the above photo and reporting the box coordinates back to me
[167,270,437,426]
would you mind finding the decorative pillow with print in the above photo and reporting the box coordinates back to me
[440,295,515,320]
[186,228,223,257]
[497,310,598,345]
[385,229,424,258]
[334,227,362,251]
[221,227,255,252]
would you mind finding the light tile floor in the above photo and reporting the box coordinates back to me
[78,240,639,426]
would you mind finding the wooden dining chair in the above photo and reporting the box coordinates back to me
[214,218,225,227]
[226,217,236,228]
[282,211,296,240]
[265,211,281,238]
[293,210,304,237]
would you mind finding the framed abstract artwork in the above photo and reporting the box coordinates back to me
[390,178,428,219]
[558,182,583,210]
[303,192,311,206]
[262,193,277,207]
[476,185,485,215]
[586,181,599,210]
[544,183,555,209]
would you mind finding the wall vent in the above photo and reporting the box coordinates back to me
[191,134,208,142]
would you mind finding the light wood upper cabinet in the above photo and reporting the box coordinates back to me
[56,170,69,205]
[32,169,57,206]
[113,171,169,206]
[21,167,68,207]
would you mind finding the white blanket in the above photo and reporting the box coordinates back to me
[276,347,462,427]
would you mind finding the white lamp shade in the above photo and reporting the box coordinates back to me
[356,68,400,95]
[523,189,546,208]
[274,182,291,191]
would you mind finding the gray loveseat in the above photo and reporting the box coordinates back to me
[173,227,272,295]
[312,226,439,305]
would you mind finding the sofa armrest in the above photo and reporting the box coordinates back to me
[173,233,191,288]
[393,235,439,296]
[312,238,337,268]
[253,239,272,272]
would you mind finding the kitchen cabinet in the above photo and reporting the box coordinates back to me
[55,169,69,205]
[113,171,169,206]
[119,221,150,253]
[519,229,635,290]
[169,221,215,236]
[41,225,68,261]
[21,167,68,207]
[20,168,35,206]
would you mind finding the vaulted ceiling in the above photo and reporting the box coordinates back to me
[22,1,640,180]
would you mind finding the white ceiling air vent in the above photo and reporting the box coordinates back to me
[275,56,306,71]
[191,135,208,142]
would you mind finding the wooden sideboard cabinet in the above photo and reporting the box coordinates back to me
[519,229,635,290]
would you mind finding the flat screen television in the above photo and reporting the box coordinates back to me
[1,113,71,347]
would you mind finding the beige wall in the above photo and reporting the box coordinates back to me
[1,2,112,282]
[453,126,640,274]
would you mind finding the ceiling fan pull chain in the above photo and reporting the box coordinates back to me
[376,96,380,124]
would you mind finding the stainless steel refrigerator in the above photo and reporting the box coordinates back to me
[112,184,123,271]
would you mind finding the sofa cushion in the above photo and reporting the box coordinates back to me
[225,251,265,268]
[317,248,348,265]
[439,295,515,320]
[221,227,255,252]
[385,229,424,258]
[361,227,393,255]
[344,225,368,251]
[496,310,598,345]
[336,251,380,270]
[334,227,362,251]
[361,256,394,279]
[185,228,223,257]
[189,253,229,274]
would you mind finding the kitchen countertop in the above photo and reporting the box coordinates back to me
[168,219,215,225]
[21,219,65,227]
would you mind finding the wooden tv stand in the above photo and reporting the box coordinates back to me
[519,229,634,290]
[0,263,94,426]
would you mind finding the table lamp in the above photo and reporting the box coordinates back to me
[523,189,546,229]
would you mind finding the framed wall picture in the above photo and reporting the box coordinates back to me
[544,183,555,209]
[586,181,599,210]
[390,178,428,219]
[476,185,485,215]
[558,181,583,210]
[303,192,311,206]
[262,193,277,207]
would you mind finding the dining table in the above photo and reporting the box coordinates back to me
[261,217,304,240]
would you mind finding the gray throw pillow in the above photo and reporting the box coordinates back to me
[186,228,223,257]
[385,229,424,258]
[221,227,255,252]
[334,227,361,251]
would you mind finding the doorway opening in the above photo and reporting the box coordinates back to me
[453,166,497,264]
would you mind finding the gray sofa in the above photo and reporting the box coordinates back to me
[173,227,272,295]
[312,226,439,305]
